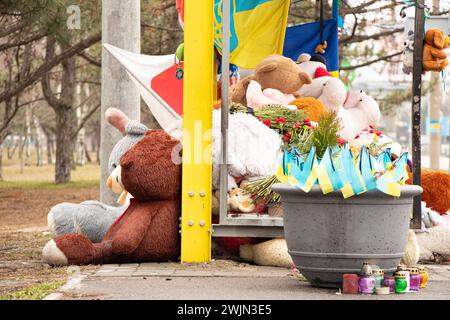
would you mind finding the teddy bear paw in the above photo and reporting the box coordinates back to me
[42,239,69,266]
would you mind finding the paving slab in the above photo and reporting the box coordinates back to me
[48,260,450,300]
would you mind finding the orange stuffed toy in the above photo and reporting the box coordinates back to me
[289,97,327,122]
[423,28,449,72]
[406,170,450,215]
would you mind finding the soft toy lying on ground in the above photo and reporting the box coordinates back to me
[47,108,147,242]
[43,130,181,266]
[298,70,382,141]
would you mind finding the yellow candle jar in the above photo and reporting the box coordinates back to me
[418,266,429,288]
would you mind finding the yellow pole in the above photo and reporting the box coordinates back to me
[181,0,214,262]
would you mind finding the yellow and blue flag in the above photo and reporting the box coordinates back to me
[214,0,290,68]
[338,144,366,198]
[316,147,344,194]
[288,147,319,193]
[357,146,377,192]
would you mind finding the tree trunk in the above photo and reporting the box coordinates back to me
[32,108,43,166]
[101,0,141,205]
[0,146,3,181]
[24,105,31,166]
[54,107,76,183]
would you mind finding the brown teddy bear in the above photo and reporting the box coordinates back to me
[229,54,312,106]
[423,28,449,72]
[42,130,182,265]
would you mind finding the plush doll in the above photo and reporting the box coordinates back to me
[315,41,328,55]
[42,130,181,266]
[229,76,252,106]
[402,30,414,75]
[296,53,327,78]
[246,80,297,110]
[298,70,381,141]
[288,97,327,122]
[350,128,402,158]
[240,238,293,268]
[211,109,282,190]
[227,187,255,213]
[423,28,449,72]
[407,170,450,215]
[47,108,148,243]
[230,54,312,108]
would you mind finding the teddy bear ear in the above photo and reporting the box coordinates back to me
[299,71,312,85]
[434,30,444,49]
[258,62,278,73]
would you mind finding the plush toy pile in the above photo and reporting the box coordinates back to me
[44,52,450,267]
[43,130,182,265]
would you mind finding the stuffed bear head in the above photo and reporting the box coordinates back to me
[120,130,182,201]
[296,53,327,78]
[425,28,445,49]
[229,76,252,106]
[299,72,347,111]
[254,54,312,94]
[106,108,149,175]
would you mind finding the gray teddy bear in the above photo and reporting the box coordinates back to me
[47,108,148,242]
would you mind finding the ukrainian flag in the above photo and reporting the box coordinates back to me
[288,147,318,193]
[214,0,290,68]
[338,144,366,198]
[316,147,344,194]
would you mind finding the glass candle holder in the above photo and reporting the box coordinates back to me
[382,276,395,293]
[359,275,376,294]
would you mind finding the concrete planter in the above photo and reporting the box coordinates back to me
[272,183,423,288]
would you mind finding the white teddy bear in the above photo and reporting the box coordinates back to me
[298,73,382,141]
[167,109,282,191]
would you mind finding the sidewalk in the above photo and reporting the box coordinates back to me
[45,260,450,300]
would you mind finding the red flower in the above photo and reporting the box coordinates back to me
[262,119,271,126]
[354,134,360,139]
[337,138,347,145]
[283,132,291,142]
[304,118,312,127]
[293,121,301,129]
[376,131,382,137]
[275,117,287,124]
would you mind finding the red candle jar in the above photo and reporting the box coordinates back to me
[342,274,359,294]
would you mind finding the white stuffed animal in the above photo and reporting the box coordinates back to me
[296,53,327,78]
[168,109,282,191]
[402,30,415,75]
[298,74,382,141]
[246,80,296,110]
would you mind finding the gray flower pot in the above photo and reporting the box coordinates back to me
[272,183,423,288]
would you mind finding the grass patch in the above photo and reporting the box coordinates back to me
[0,280,65,300]
[0,180,99,189]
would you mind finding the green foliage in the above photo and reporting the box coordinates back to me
[297,111,342,159]
[242,175,281,203]
[0,280,65,300]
